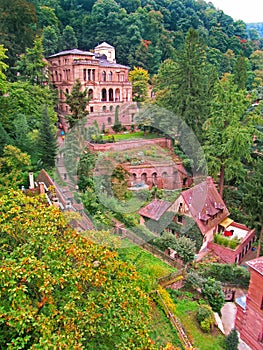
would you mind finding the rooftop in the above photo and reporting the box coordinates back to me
[225,223,250,241]
[95,42,114,49]
[138,199,171,221]
[246,256,263,275]
[48,49,94,58]
[182,177,229,234]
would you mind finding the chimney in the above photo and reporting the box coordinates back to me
[39,182,45,194]
[29,172,34,189]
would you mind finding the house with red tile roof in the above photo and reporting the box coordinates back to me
[235,256,263,350]
[138,177,256,263]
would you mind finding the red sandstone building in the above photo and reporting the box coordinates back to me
[87,138,192,190]
[47,42,134,129]
[235,256,263,349]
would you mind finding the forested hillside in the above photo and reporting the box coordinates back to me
[247,22,263,39]
[1,0,263,76]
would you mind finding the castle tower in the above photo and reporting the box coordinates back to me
[94,42,116,63]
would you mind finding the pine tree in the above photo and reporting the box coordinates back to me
[225,329,239,350]
[64,79,89,129]
[112,105,122,132]
[234,54,247,90]
[37,106,58,169]
[155,28,216,142]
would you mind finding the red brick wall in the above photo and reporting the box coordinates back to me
[237,270,263,350]
[86,138,172,153]
[207,242,237,263]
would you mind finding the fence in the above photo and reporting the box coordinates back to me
[156,290,195,350]
[116,225,184,270]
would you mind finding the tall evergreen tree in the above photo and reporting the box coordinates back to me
[37,106,58,169]
[203,75,260,197]
[64,79,89,129]
[155,28,216,142]
[233,54,247,90]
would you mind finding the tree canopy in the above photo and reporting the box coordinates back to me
[0,190,154,349]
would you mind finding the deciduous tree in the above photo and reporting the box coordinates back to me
[0,190,154,349]
[15,36,48,85]
[0,145,31,192]
[129,67,149,102]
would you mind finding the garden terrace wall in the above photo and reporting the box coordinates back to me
[86,138,173,153]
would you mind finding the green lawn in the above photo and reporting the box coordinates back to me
[118,239,176,291]
[170,295,225,350]
[118,239,182,348]
[103,131,160,141]
[149,302,183,349]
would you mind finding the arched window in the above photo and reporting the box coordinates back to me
[107,117,112,124]
[109,88,114,101]
[152,172,157,186]
[101,89,107,101]
[65,88,69,94]
[115,88,120,102]
[141,173,147,183]
[162,172,168,178]
[102,71,106,82]
[108,71,113,81]
[102,106,107,112]
[109,105,113,112]
[88,89,93,100]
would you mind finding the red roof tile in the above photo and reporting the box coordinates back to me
[246,256,263,275]
[182,177,229,234]
[138,199,171,221]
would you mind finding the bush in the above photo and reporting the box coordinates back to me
[196,305,215,333]
[200,319,211,333]
[225,329,239,350]
[186,271,205,290]
[196,305,214,323]
[201,277,225,314]
[197,263,250,288]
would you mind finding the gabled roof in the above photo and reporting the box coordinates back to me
[182,177,229,234]
[246,256,263,275]
[48,49,94,58]
[95,42,114,49]
[138,199,171,221]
